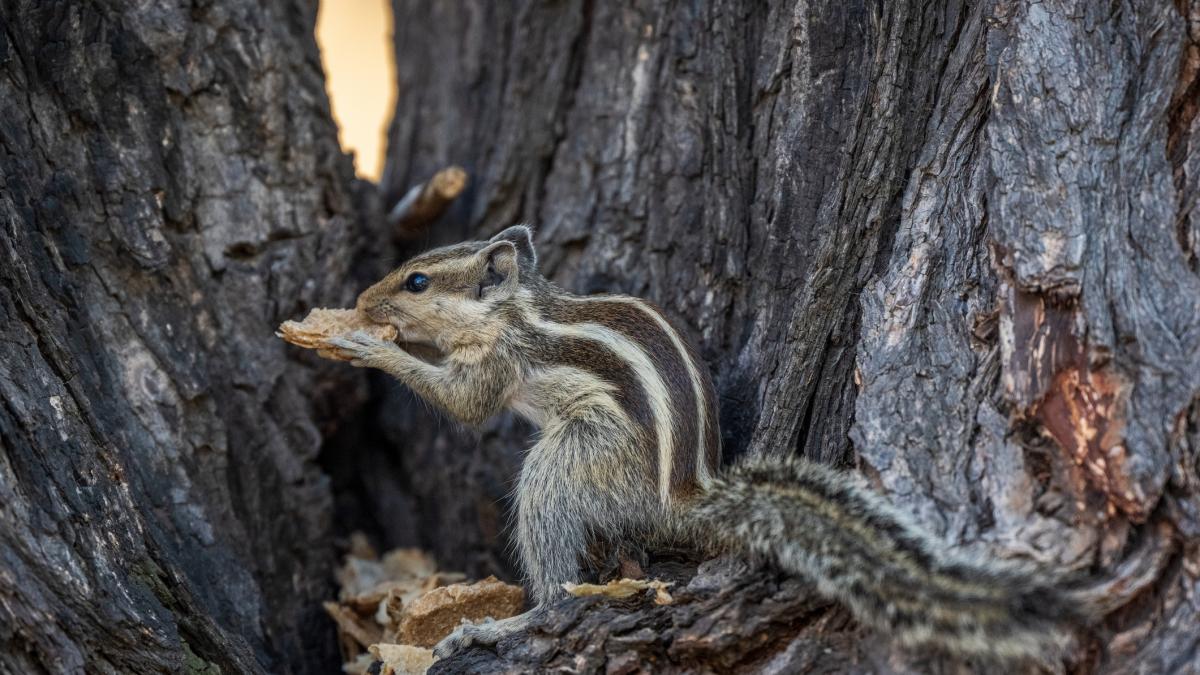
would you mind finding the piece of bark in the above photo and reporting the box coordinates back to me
[396,577,525,648]
[329,545,444,658]
[563,578,675,605]
[278,307,399,361]
[324,602,386,659]
[369,643,436,675]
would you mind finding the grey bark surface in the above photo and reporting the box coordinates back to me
[0,1,369,672]
[432,557,866,675]
[1,0,1197,673]
[370,0,1200,672]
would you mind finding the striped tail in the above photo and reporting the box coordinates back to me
[686,454,1082,663]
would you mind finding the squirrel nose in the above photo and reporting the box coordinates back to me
[354,291,372,314]
[357,297,387,323]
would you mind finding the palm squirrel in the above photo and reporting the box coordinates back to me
[327,225,1080,662]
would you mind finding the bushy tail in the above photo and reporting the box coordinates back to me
[685,454,1083,663]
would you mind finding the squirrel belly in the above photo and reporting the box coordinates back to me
[326,224,1082,662]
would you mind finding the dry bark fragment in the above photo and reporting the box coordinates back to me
[396,576,525,648]
[563,578,675,605]
[277,307,399,361]
[368,643,436,675]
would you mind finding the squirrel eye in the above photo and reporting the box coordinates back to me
[404,272,430,293]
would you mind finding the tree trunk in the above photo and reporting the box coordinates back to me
[365,0,1200,672]
[0,1,373,672]
[3,0,1198,673]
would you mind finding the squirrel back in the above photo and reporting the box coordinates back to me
[524,292,722,503]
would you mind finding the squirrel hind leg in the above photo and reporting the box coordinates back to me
[515,422,658,604]
[433,610,539,659]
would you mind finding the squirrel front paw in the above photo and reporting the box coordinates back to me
[326,330,397,367]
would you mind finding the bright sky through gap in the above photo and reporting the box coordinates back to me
[315,1,396,181]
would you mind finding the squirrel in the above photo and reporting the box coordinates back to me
[327,225,1082,663]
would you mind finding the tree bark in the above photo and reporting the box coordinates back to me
[2,0,1198,673]
[367,0,1200,672]
[0,1,373,672]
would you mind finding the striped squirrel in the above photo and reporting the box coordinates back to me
[327,225,1081,663]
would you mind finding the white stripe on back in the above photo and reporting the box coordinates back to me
[613,298,713,486]
[525,310,677,505]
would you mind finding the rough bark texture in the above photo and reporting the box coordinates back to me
[0,1,371,672]
[2,0,1198,673]
[433,557,868,675]
[366,0,1200,672]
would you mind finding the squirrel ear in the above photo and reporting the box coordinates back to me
[488,224,537,269]
[477,240,519,300]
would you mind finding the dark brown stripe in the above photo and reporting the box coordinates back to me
[533,333,655,459]
[540,296,715,496]
[405,242,486,268]
[645,302,722,477]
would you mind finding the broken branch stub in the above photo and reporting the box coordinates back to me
[388,166,468,239]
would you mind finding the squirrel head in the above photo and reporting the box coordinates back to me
[356,225,539,347]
